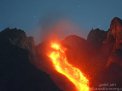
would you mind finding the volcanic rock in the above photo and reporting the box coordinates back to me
[106,17,122,50]
[105,17,122,67]
[62,35,89,67]
[87,28,107,49]
[0,28,35,52]
[0,28,61,91]
[90,17,122,89]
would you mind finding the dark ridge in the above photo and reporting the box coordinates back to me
[111,17,122,25]
[0,28,61,91]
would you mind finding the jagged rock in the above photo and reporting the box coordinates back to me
[0,28,61,91]
[87,18,122,88]
[0,28,35,52]
[107,17,122,50]
[104,17,122,68]
[87,28,107,49]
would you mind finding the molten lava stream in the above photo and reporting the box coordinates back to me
[48,42,89,91]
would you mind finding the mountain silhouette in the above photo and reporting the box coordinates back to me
[0,28,61,91]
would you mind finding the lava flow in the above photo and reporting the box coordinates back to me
[48,42,89,91]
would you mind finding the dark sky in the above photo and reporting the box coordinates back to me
[0,0,122,41]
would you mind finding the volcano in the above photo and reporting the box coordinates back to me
[0,17,122,91]
[36,17,122,91]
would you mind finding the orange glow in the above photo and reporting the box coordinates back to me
[48,42,89,91]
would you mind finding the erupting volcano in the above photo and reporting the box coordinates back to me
[48,42,89,91]
[1,17,122,91]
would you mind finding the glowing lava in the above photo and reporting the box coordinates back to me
[48,42,89,91]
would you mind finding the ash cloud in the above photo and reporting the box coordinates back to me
[36,13,86,43]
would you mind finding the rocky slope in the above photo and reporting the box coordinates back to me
[0,28,61,91]
[87,17,122,89]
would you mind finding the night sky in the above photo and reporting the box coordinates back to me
[0,0,122,42]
